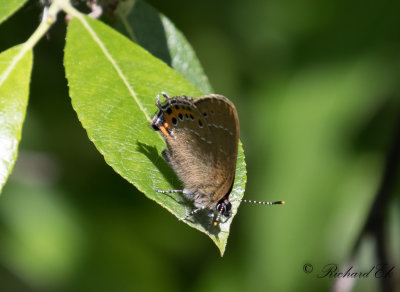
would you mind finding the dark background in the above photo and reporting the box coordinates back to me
[0,0,399,291]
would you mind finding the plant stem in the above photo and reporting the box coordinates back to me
[0,0,63,86]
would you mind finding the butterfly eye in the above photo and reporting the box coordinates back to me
[216,199,232,216]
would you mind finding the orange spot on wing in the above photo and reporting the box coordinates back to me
[159,125,169,137]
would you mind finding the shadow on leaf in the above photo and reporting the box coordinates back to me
[137,141,224,236]
[136,141,181,190]
[186,209,222,237]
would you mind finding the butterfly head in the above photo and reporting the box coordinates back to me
[213,198,232,226]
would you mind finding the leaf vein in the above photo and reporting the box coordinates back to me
[76,15,152,123]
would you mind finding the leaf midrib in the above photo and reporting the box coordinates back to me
[74,15,155,127]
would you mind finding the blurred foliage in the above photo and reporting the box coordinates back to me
[0,0,399,291]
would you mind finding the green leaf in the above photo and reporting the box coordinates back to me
[0,45,32,193]
[0,0,28,24]
[115,0,213,94]
[64,16,246,255]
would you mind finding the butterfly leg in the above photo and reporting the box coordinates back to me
[161,91,170,103]
[154,189,185,206]
[155,92,171,110]
[161,150,172,165]
[155,189,183,194]
[155,189,201,223]
[178,206,205,222]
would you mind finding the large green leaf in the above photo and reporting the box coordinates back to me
[64,16,246,255]
[0,0,28,24]
[115,0,213,94]
[0,45,32,193]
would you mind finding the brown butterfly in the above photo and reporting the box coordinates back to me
[152,93,284,226]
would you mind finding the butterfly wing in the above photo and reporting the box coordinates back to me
[161,95,239,208]
[193,95,239,202]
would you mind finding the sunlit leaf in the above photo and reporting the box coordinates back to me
[0,45,32,193]
[0,0,28,24]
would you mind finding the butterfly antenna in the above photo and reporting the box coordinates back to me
[179,206,205,222]
[240,199,285,205]
[213,212,222,226]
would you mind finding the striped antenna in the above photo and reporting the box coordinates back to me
[179,206,205,222]
[239,199,285,205]
[213,212,222,226]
